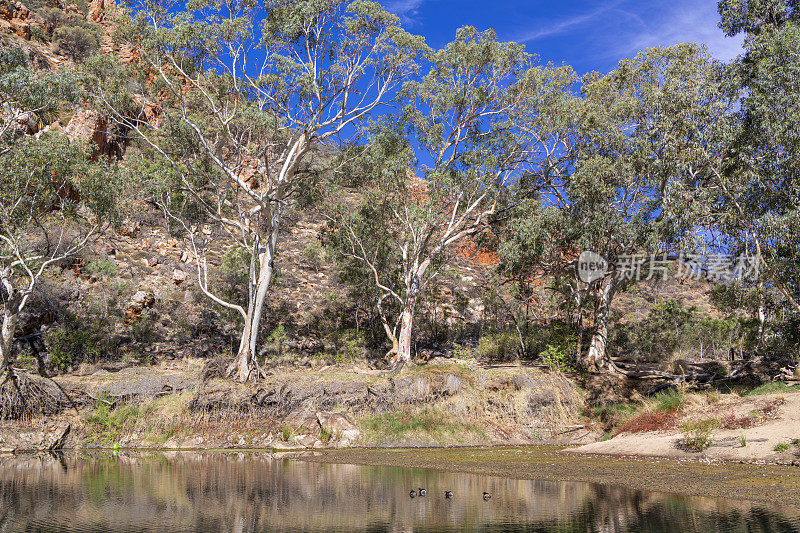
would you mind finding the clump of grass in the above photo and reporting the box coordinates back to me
[360,407,483,445]
[319,426,333,445]
[682,418,716,452]
[281,426,294,442]
[774,442,791,453]
[738,434,747,447]
[650,388,685,412]
[742,382,800,397]
[83,393,140,445]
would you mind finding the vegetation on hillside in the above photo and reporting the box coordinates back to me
[0,0,799,421]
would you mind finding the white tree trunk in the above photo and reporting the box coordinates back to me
[757,280,766,350]
[226,205,282,382]
[585,278,616,372]
[396,305,415,365]
[0,291,22,375]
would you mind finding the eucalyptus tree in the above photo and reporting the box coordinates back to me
[504,44,732,372]
[326,28,531,368]
[0,48,120,385]
[97,0,426,381]
[716,0,800,335]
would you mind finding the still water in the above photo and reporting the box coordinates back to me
[0,452,798,532]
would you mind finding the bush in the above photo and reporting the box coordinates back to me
[85,258,119,278]
[651,388,685,412]
[452,342,473,361]
[264,324,288,359]
[333,329,363,364]
[540,343,577,373]
[46,323,115,372]
[301,242,324,272]
[682,418,716,452]
[477,331,517,361]
[52,21,102,60]
[30,25,48,42]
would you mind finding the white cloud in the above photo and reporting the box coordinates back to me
[516,0,627,42]
[384,0,426,24]
[621,1,743,61]
[514,0,742,63]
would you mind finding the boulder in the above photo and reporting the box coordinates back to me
[126,290,155,322]
[316,411,360,448]
[172,269,187,285]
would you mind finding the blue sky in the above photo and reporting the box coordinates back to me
[382,0,743,75]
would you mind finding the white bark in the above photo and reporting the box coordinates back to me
[0,291,22,374]
[585,277,617,372]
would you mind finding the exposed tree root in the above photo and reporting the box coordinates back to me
[0,370,72,420]
[200,357,234,383]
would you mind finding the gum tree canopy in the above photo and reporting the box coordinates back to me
[503,44,731,372]
[100,0,426,381]
[0,47,120,415]
[326,28,532,368]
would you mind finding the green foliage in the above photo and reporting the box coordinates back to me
[54,23,102,60]
[774,442,790,453]
[46,321,116,372]
[651,389,685,413]
[83,393,140,445]
[682,418,716,452]
[741,382,800,397]
[333,329,364,364]
[540,343,577,373]
[264,325,288,359]
[131,316,156,345]
[451,342,473,361]
[612,299,749,363]
[85,258,119,278]
[360,407,483,444]
[476,332,517,361]
[30,25,48,42]
[301,242,325,272]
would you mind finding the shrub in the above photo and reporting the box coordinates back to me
[301,242,324,272]
[651,388,685,412]
[333,329,363,364]
[53,21,102,60]
[774,442,790,453]
[477,332,517,361]
[682,418,716,452]
[540,343,577,373]
[264,325,288,359]
[85,258,119,278]
[452,342,473,361]
[30,25,48,42]
[617,410,678,434]
[46,323,114,372]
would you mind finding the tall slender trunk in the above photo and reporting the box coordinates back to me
[0,291,22,375]
[585,277,616,372]
[757,280,766,352]
[396,304,415,364]
[226,204,282,382]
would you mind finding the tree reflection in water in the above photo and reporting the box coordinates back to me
[0,452,797,532]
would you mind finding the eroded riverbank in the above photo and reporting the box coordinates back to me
[298,446,800,506]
